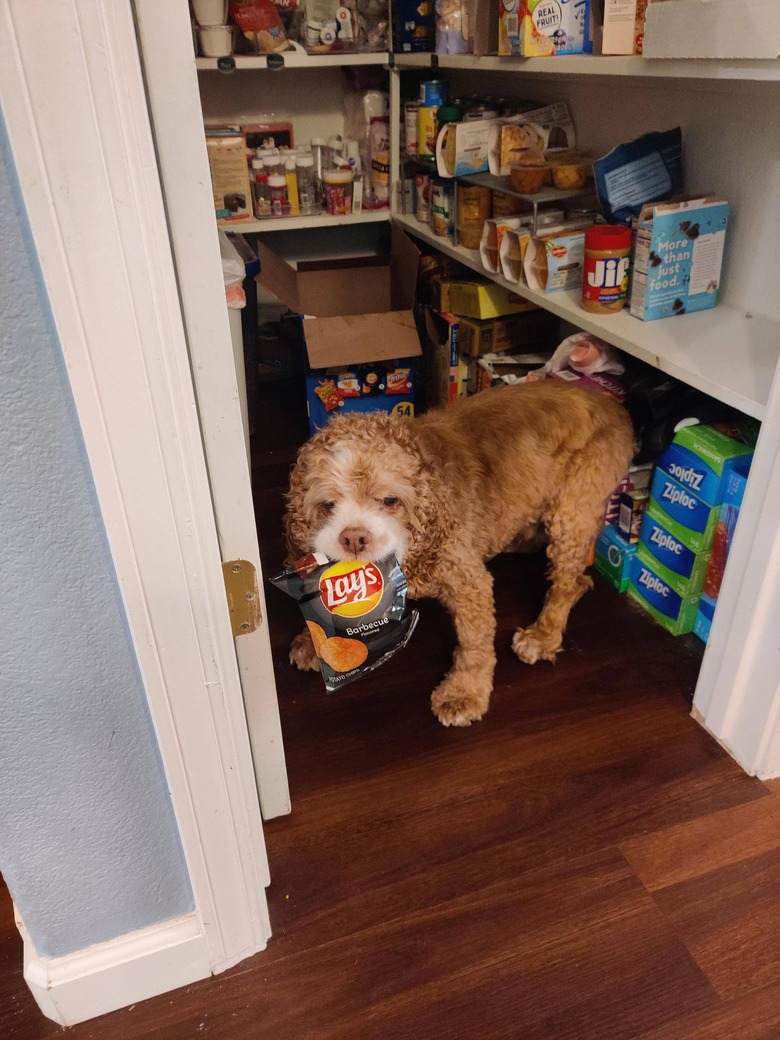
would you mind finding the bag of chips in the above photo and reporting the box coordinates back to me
[271,553,419,692]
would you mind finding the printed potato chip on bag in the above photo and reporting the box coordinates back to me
[272,553,419,692]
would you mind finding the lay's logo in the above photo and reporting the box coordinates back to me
[319,561,383,618]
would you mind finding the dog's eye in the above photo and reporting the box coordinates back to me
[382,496,399,509]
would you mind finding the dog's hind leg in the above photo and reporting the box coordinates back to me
[431,562,497,727]
[511,503,601,666]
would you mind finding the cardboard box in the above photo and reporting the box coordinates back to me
[594,524,637,593]
[256,226,422,433]
[643,0,780,59]
[646,468,720,554]
[602,0,645,55]
[618,488,649,543]
[443,279,534,320]
[206,128,253,224]
[655,424,752,506]
[627,554,701,636]
[629,196,730,322]
[456,309,557,357]
[637,513,711,598]
[500,0,586,55]
[424,309,469,408]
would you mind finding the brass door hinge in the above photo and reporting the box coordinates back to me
[222,559,262,637]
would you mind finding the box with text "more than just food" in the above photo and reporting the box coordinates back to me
[630,196,730,321]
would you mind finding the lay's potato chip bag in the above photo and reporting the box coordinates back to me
[272,553,419,692]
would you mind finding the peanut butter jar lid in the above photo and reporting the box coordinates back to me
[585,224,632,251]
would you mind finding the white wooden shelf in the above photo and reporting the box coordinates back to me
[393,212,779,420]
[394,53,780,82]
[196,51,389,71]
[225,210,389,233]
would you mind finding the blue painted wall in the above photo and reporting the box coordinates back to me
[0,114,193,959]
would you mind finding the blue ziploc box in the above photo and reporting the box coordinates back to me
[627,554,701,636]
[646,468,720,554]
[658,424,752,506]
[594,524,637,592]
[629,195,730,321]
[637,512,711,599]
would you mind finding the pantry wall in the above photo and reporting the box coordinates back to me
[185,21,780,777]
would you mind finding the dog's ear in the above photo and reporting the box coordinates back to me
[401,427,455,585]
[283,443,316,565]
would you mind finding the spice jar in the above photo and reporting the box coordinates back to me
[582,225,632,314]
[268,174,288,217]
[296,154,319,215]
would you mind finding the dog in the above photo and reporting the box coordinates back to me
[284,381,635,727]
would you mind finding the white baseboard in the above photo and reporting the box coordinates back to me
[20,912,216,1027]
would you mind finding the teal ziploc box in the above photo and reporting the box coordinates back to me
[630,195,730,321]
[658,424,752,506]
[637,511,711,599]
[646,468,720,554]
[627,554,701,636]
[594,524,636,592]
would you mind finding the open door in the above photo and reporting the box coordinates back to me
[134,1,290,820]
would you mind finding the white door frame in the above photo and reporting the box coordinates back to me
[134,0,290,821]
[1,0,275,1024]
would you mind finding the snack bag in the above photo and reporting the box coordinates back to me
[272,553,419,692]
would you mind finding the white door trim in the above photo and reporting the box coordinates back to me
[133,0,290,821]
[692,362,780,778]
[1,0,272,1023]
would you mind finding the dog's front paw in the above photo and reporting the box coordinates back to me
[512,625,562,665]
[431,674,490,728]
[289,629,320,672]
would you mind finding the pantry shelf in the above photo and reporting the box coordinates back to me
[232,210,390,233]
[393,212,779,421]
[393,53,780,83]
[196,52,389,71]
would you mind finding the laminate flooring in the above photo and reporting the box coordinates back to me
[2,388,778,1039]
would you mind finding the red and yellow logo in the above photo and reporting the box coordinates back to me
[319,561,383,617]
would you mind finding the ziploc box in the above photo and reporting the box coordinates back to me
[657,424,752,506]
[646,468,720,555]
[594,524,636,593]
[630,195,730,321]
[695,456,751,643]
[637,512,711,599]
[627,554,701,636]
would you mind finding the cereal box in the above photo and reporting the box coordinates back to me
[630,195,730,321]
[500,0,587,56]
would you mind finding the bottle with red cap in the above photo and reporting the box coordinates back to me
[581,225,633,314]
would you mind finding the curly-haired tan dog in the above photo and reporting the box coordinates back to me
[285,381,635,727]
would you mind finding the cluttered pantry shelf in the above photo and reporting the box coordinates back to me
[195,51,389,70]
[393,53,780,82]
[392,212,779,422]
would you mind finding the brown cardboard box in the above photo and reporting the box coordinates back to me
[256,226,422,432]
[205,128,253,225]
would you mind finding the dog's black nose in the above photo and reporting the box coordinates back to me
[339,527,372,556]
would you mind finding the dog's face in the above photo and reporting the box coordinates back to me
[285,414,425,565]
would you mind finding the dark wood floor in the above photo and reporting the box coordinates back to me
[3,382,779,1039]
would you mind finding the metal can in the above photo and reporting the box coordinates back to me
[420,79,448,106]
[404,101,419,157]
[417,105,438,161]
[431,180,451,237]
[415,172,431,222]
